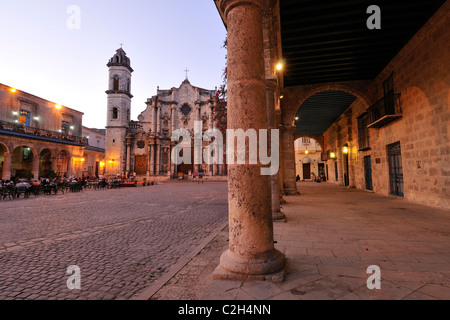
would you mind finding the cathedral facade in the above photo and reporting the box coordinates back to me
[105,48,225,178]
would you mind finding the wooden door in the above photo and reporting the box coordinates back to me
[303,163,311,180]
[134,156,147,175]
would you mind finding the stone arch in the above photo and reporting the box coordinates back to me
[56,149,70,178]
[10,144,39,180]
[39,148,57,178]
[0,141,11,155]
[280,80,375,126]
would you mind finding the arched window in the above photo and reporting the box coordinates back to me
[113,75,119,91]
[112,108,118,119]
[126,79,130,92]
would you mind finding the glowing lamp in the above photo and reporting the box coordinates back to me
[55,104,62,110]
[276,63,283,71]
[343,146,349,154]
[305,150,309,155]
[9,88,17,93]
[330,152,336,159]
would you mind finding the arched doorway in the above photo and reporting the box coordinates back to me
[11,146,35,180]
[56,150,69,178]
[302,157,311,180]
[39,149,54,178]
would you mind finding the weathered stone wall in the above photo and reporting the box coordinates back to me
[323,6,449,209]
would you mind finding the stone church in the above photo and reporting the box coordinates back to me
[104,48,225,178]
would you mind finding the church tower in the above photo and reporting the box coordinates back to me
[105,47,133,176]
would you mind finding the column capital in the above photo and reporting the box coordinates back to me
[218,0,263,17]
[280,123,295,132]
[265,76,278,91]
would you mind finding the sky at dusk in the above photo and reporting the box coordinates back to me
[0,0,227,129]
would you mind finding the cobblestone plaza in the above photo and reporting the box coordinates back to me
[0,182,228,300]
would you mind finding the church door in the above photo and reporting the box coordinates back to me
[135,156,147,175]
[177,146,194,175]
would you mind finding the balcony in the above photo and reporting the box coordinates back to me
[0,120,88,146]
[367,93,402,128]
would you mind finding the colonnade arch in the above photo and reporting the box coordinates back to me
[279,81,375,195]
[0,140,73,181]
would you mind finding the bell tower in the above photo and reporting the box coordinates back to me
[105,47,133,176]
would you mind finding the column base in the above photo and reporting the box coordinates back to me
[213,249,285,282]
[212,263,284,282]
[284,189,300,196]
[272,211,286,222]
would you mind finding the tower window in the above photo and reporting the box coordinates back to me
[112,108,118,119]
[127,79,130,93]
[113,75,119,91]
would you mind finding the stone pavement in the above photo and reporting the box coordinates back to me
[0,181,228,300]
[148,182,450,300]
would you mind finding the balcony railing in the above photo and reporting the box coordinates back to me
[367,93,402,128]
[0,120,88,146]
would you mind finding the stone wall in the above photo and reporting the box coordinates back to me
[323,6,449,209]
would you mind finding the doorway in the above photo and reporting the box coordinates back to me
[388,142,403,196]
[364,155,373,191]
[303,163,311,180]
[134,155,147,175]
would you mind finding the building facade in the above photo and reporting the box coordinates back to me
[104,48,224,178]
[81,126,106,178]
[0,83,88,181]
[294,137,324,181]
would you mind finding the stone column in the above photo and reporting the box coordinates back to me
[281,124,299,195]
[32,154,40,180]
[155,142,161,176]
[2,152,11,180]
[266,76,285,222]
[126,139,131,175]
[51,156,57,173]
[156,106,161,135]
[67,156,73,178]
[146,143,152,177]
[214,0,284,280]
[149,142,155,176]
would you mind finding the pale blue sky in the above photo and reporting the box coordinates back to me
[0,0,227,128]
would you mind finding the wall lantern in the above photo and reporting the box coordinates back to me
[343,146,349,154]
[330,152,336,159]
